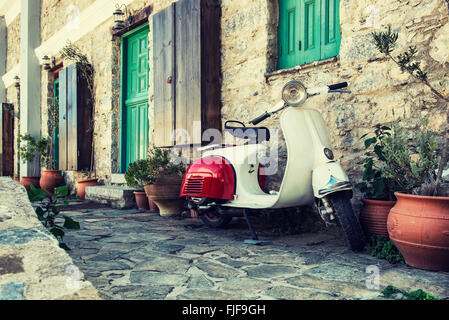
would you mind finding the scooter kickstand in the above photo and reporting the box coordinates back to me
[243,210,270,246]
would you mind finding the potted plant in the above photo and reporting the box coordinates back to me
[18,133,49,192]
[356,125,398,238]
[125,159,152,211]
[143,148,187,217]
[372,26,449,271]
[14,173,20,183]
[40,97,65,193]
[76,168,100,200]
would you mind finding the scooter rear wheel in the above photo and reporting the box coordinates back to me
[328,192,366,252]
[199,209,232,228]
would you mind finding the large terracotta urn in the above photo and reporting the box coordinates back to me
[40,170,65,193]
[144,174,184,217]
[388,192,449,271]
[360,199,396,238]
[77,178,99,200]
[21,176,41,192]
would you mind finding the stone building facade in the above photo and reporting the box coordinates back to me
[1,0,448,200]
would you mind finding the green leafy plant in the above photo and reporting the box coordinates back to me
[372,26,449,196]
[144,148,187,185]
[380,123,439,195]
[356,125,397,200]
[29,185,80,251]
[47,97,59,170]
[125,159,151,191]
[382,285,440,300]
[18,133,50,166]
[365,235,405,264]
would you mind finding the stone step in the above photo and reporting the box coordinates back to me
[85,186,137,209]
[111,174,127,186]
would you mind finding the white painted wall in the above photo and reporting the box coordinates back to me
[19,0,41,177]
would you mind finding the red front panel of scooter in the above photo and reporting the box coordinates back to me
[180,156,235,200]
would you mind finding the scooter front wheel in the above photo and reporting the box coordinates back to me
[199,209,232,228]
[328,192,366,252]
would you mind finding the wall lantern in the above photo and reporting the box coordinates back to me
[14,75,20,88]
[112,4,133,31]
[42,55,51,71]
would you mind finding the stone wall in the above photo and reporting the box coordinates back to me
[32,0,449,199]
[0,178,99,300]
[40,0,96,42]
[218,0,449,194]
[5,15,20,73]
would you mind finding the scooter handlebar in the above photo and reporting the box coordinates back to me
[249,112,271,125]
[328,82,348,90]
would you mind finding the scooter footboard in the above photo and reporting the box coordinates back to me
[312,162,352,199]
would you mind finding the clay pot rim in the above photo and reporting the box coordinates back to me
[362,199,397,206]
[78,178,99,184]
[133,191,146,195]
[42,169,62,173]
[22,176,41,179]
[395,192,449,201]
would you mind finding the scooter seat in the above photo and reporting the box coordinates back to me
[224,120,270,144]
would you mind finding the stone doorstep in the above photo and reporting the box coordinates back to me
[111,174,127,186]
[85,186,137,210]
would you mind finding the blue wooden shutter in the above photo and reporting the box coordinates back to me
[321,0,341,60]
[302,0,321,64]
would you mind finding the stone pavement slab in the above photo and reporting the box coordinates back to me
[58,202,449,300]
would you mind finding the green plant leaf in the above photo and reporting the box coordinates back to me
[54,185,69,198]
[59,243,71,251]
[50,227,65,240]
[364,137,377,149]
[63,215,81,230]
[28,184,49,202]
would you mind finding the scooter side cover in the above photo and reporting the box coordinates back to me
[180,156,236,200]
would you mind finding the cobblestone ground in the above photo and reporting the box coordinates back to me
[61,201,449,300]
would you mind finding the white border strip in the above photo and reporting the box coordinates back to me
[34,0,135,59]
[2,64,19,89]
[0,0,20,26]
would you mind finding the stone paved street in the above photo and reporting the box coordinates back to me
[62,201,449,300]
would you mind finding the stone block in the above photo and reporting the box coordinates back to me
[111,174,127,186]
[85,186,137,209]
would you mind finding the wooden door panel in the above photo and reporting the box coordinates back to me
[2,103,14,176]
[153,5,175,147]
[59,68,68,170]
[175,0,201,144]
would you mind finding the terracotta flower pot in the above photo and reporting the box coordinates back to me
[144,174,184,217]
[388,192,449,271]
[14,178,20,183]
[148,198,159,212]
[21,176,41,192]
[40,170,65,193]
[359,199,396,238]
[77,178,99,200]
[134,191,150,211]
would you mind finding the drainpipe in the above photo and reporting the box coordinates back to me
[19,0,41,177]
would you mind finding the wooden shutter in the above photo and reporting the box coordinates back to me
[153,4,176,147]
[302,0,321,64]
[59,67,68,170]
[175,0,201,145]
[59,63,92,171]
[278,0,300,69]
[153,0,221,147]
[1,103,14,176]
[321,0,341,60]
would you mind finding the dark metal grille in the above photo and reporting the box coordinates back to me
[185,178,204,194]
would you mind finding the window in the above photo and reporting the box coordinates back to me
[278,0,341,69]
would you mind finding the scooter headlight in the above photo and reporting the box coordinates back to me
[282,81,308,106]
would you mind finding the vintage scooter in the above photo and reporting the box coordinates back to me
[180,80,366,251]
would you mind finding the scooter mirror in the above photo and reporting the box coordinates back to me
[282,80,308,106]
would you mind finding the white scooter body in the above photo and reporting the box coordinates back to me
[204,105,351,210]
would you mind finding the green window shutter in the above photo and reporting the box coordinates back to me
[278,0,300,69]
[302,0,321,64]
[321,0,341,59]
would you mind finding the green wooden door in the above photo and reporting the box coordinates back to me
[53,79,59,170]
[121,24,150,172]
